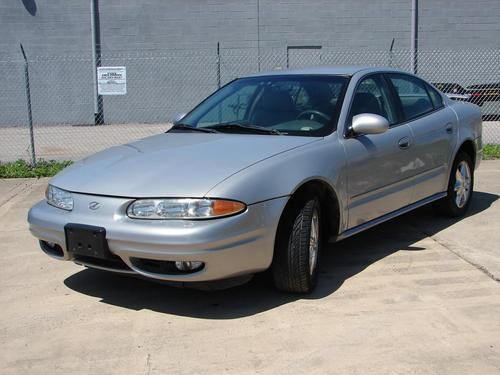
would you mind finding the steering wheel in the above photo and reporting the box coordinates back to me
[297,110,331,123]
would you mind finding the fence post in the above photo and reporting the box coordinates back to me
[90,0,104,125]
[388,38,395,67]
[20,44,36,166]
[411,0,419,74]
[216,42,221,89]
[257,0,261,72]
[216,42,222,122]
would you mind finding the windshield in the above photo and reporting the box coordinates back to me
[179,75,349,137]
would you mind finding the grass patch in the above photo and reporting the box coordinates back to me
[0,159,72,178]
[483,144,500,160]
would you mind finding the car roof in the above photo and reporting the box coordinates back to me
[242,65,407,78]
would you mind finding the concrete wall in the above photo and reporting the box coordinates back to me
[1,0,499,126]
[419,0,500,49]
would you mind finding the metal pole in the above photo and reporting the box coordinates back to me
[20,44,36,166]
[90,0,104,125]
[257,0,261,71]
[217,42,222,122]
[411,0,418,74]
[389,38,395,67]
[216,42,221,89]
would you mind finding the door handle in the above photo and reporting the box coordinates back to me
[445,124,454,134]
[398,137,411,150]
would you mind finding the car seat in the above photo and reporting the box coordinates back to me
[351,92,383,117]
[250,89,295,126]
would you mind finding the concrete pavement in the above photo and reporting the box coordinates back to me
[0,123,169,162]
[0,122,499,162]
[0,162,499,374]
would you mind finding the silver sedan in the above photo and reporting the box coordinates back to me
[28,66,482,293]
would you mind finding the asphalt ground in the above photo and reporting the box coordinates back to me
[0,161,499,374]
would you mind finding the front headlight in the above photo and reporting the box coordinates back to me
[127,198,246,220]
[45,185,73,211]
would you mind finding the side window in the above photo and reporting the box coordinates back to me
[350,75,397,125]
[388,74,434,120]
[426,83,444,109]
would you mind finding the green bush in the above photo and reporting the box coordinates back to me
[0,159,72,178]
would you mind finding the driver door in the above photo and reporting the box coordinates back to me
[341,74,416,228]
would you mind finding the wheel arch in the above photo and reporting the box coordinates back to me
[455,139,476,167]
[282,178,341,240]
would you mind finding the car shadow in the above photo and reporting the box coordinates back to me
[64,191,498,319]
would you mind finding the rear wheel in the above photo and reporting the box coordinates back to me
[437,152,474,217]
[272,197,322,293]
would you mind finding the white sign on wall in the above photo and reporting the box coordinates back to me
[97,66,127,95]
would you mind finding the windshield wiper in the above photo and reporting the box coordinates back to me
[205,123,283,135]
[169,123,219,133]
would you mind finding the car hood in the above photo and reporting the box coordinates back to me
[51,132,319,198]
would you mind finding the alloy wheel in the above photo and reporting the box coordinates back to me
[309,208,320,276]
[454,160,471,208]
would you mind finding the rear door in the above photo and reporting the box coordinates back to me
[342,74,415,228]
[386,73,457,202]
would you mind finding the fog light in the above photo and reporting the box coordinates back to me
[175,261,203,272]
[47,242,56,248]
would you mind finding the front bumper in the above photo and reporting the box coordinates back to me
[28,193,288,282]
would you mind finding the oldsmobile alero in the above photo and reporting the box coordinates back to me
[28,66,482,293]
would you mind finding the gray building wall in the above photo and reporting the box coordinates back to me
[419,0,500,49]
[1,0,499,126]
[3,0,499,57]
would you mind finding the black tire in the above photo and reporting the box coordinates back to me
[272,197,322,293]
[437,152,474,217]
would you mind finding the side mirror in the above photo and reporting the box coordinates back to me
[172,113,187,124]
[351,113,389,136]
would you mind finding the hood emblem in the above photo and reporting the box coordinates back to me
[88,201,102,210]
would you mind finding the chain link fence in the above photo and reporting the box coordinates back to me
[1,48,499,162]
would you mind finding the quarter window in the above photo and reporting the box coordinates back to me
[388,74,434,120]
[426,84,444,109]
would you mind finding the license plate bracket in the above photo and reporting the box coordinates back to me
[65,223,111,260]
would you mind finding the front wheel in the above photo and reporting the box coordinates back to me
[437,152,474,217]
[272,198,322,293]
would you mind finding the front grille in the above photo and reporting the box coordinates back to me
[73,254,131,271]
